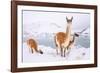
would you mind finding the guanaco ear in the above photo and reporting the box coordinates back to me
[66,16,68,20]
[66,16,73,21]
[71,16,73,21]
[74,33,79,37]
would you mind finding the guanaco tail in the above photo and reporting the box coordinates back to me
[27,38,43,54]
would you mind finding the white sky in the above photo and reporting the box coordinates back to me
[23,10,90,34]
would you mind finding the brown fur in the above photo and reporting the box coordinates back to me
[27,39,43,54]
[55,32,67,46]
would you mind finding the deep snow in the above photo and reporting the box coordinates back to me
[23,43,90,63]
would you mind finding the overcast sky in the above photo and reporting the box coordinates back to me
[23,10,90,34]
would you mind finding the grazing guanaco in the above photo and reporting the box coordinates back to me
[55,16,73,57]
[27,38,43,54]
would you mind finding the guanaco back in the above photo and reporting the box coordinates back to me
[27,38,43,54]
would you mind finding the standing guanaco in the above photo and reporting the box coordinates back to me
[55,16,73,57]
[66,33,79,54]
[27,38,43,54]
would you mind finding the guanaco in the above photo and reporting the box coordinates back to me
[66,33,79,54]
[55,16,73,57]
[27,38,43,54]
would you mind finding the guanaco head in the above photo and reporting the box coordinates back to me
[66,16,73,23]
[74,33,79,37]
[39,49,43,54]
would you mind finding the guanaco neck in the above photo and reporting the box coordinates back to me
[66,22,72,37]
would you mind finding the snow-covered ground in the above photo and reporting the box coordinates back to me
[23,43,90,63]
